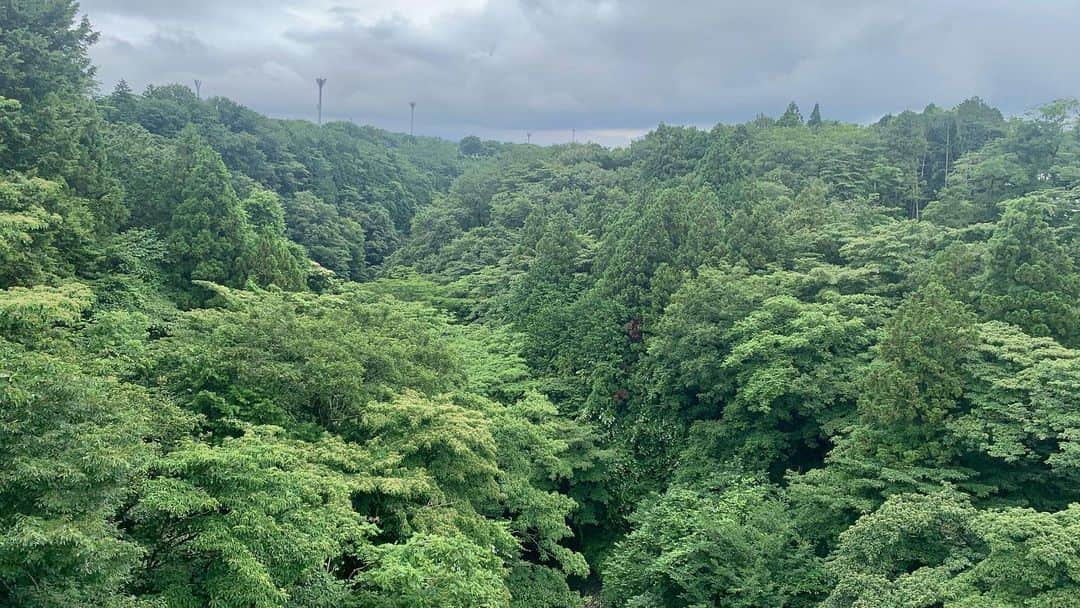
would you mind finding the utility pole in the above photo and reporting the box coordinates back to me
[194,79,202,100]
[409,101,416,137]
[316,78,327,125]
[944,118,952,184]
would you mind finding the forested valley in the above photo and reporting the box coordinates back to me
[2,3,1080,607]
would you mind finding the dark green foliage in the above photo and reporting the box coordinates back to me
[284,191,367,279]
[857,283,978,466]
[238,189,308,290]
[97,81,466,277]
[386,90,1079,606]
[166,131,254,293]
[631,124,710,182]
[980,189,1079,346]
[0,0,123,232]
[0,1,96,104]
[648,268,884,479]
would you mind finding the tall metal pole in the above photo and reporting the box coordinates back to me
[409,101,416,136]
[316,78,327,125]
[944,118,952,184]
[194,79,202,100]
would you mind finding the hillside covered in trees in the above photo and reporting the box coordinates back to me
[2,3,1080,607]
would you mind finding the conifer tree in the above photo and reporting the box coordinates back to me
[778,101,804,127]
[167,129,253,291]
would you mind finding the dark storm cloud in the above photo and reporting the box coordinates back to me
[80,0,1080,145]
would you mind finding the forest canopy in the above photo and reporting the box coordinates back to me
[1,2,1079,607]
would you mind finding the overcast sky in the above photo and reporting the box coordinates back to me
[80,0,1080,146]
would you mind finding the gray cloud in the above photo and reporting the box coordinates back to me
[81,0,1080,145]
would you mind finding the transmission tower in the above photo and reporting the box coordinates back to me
[194,79,202,100]
[409,101,416,136]
[316,78,327,125]
[526,132,532,144]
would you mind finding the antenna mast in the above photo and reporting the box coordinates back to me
[944,118,952,183]
[316,78,327,125]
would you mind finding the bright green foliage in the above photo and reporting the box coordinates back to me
[141,284,593,604]
[357,534,511,608]
[833,219,944,297]
[0,282,93,342]
[604,477,823,608]
[824,492,985,608]
[507,563,585,608]
[788,292,1080,545]
[779,101,805,127]
[128,426,391,608]
[150,286,461,433]
[954,321,1080,507]
[784,286,980,541]
[447,322,533,400]
[0,342,176,608]
[358,391,591,600]
[382,97,1079,605]
[359,391,502,515]
[489,392,591,579]
[826,492,1080,608]
[951,505,1080,606]
[0,175,93,287]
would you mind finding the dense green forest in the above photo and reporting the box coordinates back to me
[2,2,1080,607]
